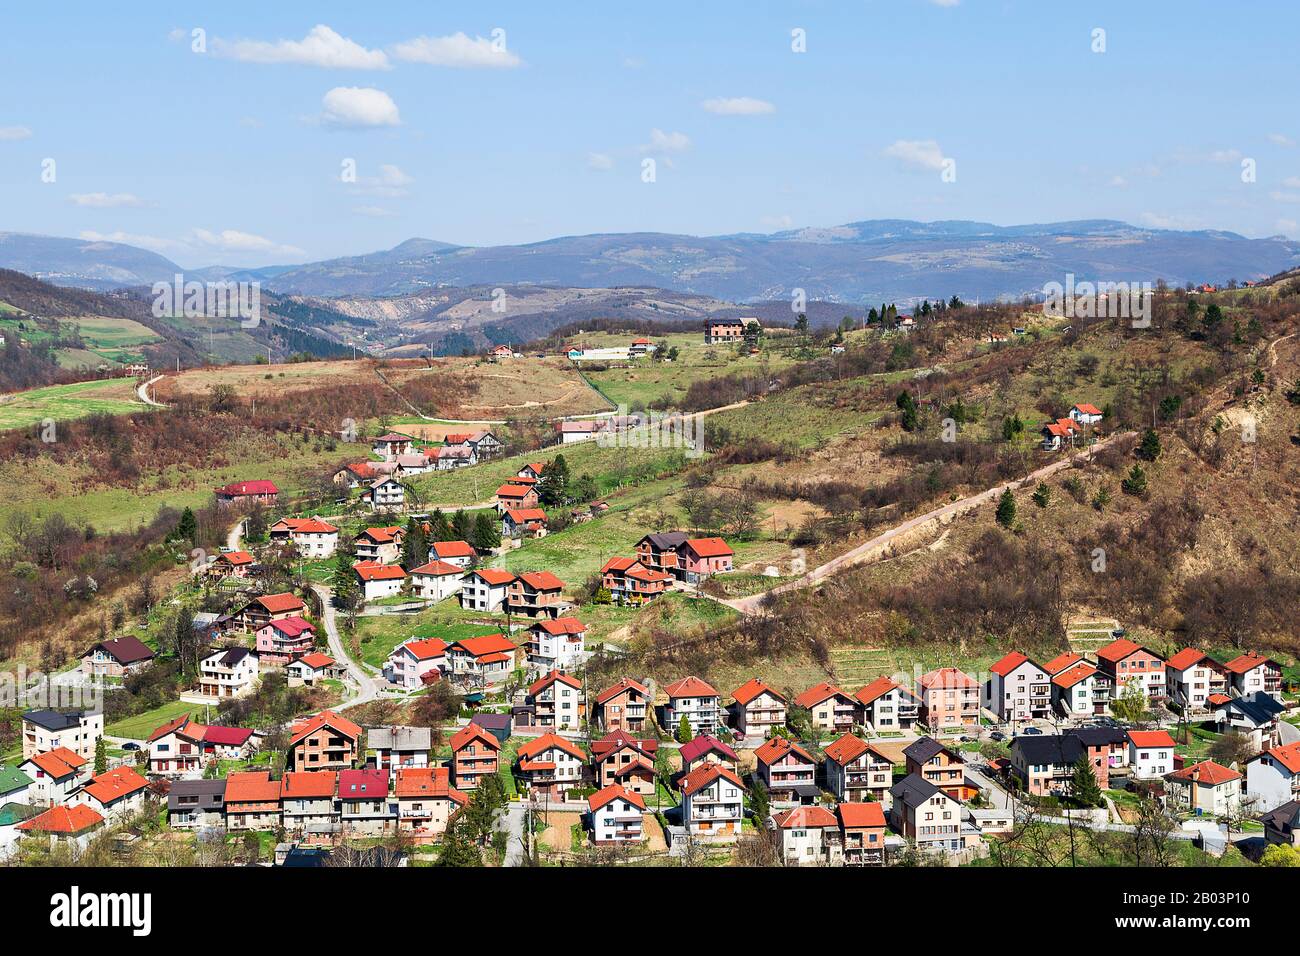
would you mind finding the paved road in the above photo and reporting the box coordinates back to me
[499,803,527,866]
[726,432,1136,614]
[225,518,245,552]
[1280,720,1300,745]
[309,583,380,712]
[137,374,167,407]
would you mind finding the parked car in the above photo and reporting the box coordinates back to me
[122,742,141,751]
[989,730,1006,742]
[1020,727,1043,736]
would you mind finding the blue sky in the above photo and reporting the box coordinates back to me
[1,0,1298,266]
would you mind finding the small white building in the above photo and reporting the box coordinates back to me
[1126,730,1175,779]
[363,477,405,512]
[525,616,587,672]
[1165,761,1241,818]
[1069,403,1103,425]
[354,561,407,602]
[20,710,104,762]
[77,766,149,822]
[459,568,515,612]
[587,784,647,844]
[198,647,260,699]
[679,763,746,841]
[1050,661,1111,718]
[408,560,464,601]
[1245,741,1300,811]
[269,517,339,558]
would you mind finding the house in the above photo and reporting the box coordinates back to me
[235,592,306,632]
[450,724,500,791]
[1051,660,1112,717]
[16,803,105,847]
[338,769,395,837]
[663,676,722,736]
[676,537,734,582]
[728,678,787,740]
[628,337,655,357]
[794,681,859,734]
[430,539,477,568]
[490,344,515,360]
[19,748,89,806]
[502,507,548,539]
[1260,800,1300,847]
[515,733,586,800]
[904,736,978,801]
[445,634,520,685]
[394,767,467,842]
[21,710,103,763]
[268,517,339,557]
[838,801,888,865]
[361,476,405,512]
[495,483,539,513]
[1127,730,1176,779]
[367,726,433,779]
[432,445,477,470]
[1165,761,1242,818]
[1223,652,1283,702]
[823,733,894,803]
[600,557,671,605]
[389,452,434,475]
[1211,692,1285,747]
[214,479,279,505]
[770,805,842,866]
[224,771,282,831]
[80,635,154,679]
[557,420,603,444]
[333,462,378,488]
[506,571,566,619]
[200,726,259,763]
[590,729,657,796]
[517,461,547,481]
[1096,638,1166,701]
[855,677,920,733]
[524,670,584,731]
[917,668,981,731]
[168,779,227,830]
[460,568,515,612]
[385,637,448,690]
[289,710,362,772]
[354,526,405,564]
[147,715,206,776]
[594,677,652,732]
[1069,403,1104,425]
[1246,742,1300,811]
[587,784,647,844]
[372,432,415,458]
[280,771,338,835]
[78,766,149,822]
[525,616,587,672]
[0,765,32,806]
[1039,417,1081,451]
[635,531,689,574]
[753,736,818,806]
[1009,733,1086,796]
[354,561,407,602]
[448,430,502,458]
[679,763,746,841]
[985,651,1052,723]
[704,316,759,344]
[679,735,739,775]
[254,615,317,665]
[207,550,254,579]
[197,646,259,698]
[408,560,464,601]
[287,652,338,687]
[471,713,514,745]
[1165,648,1228,712]
[888,774,970,853]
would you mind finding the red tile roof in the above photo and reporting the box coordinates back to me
[532,616,586,636]
[202,725,254,747]
[81,766,148,805]
[918,667,978,690]
[280,517,338,534]
[731,677,784,707]
[290,710,362,748]
[496,483,535,498]
[1127,730,1175,749]
[394,767,467,805]
[682,537,734,558]
[528,669,581,696]
[990,651,1032,677]
[1052,661,1098,689]
[1042,652,1083,675]
[431,540,476,559]
[823,732,870,765]
[18,803,103,834]
[1166,648,1209,672]
[754,735,813,766]
[409,559,464,577]
[267,615,314,637]
[772,805,837,829]
[296,652,336,670]
[517,570,564,591]
[664,675,718,699]
[1096,638,1159,664]
[147,713,193,744]
[679,734,738,765]
[679,762,745,797]
[221,550,254,566]
[398,638,448,661]
[280,771,337,799]
[358,526,403,543]
[1261,742,1300,774]
[588,783,646,812]
[1223,651,1277,675]
[794,680,851,709]
[225,770,281,803]
[216,480,279,496]
[516,732,585,763]
[837,802,887,829]
[1168,760,1240,786]
[470,568,516,586]
[450,633,517,659]
[25,747,86,778]
[595,677,648,705]
[353,561,407,582]
[338,769,388,799]
[254,592,305,614]
[855,676,905,706]
[505,508,548,523]
[450,723,500,752]
[1073,403,1103,416]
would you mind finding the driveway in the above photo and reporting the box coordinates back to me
[309,583,380,712]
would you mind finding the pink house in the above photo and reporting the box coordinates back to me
[677,538,735,584]
[255,616,317,665]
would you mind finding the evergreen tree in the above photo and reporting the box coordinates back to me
[435,819,483,866]
[677,715,692,744]
[332,551,360,611]
[402,517,429,569]
[749,779,770,824]
[1121,464,1148,496]
[896,391,920,432]
[995,489,1016,528]
[94,737,108,775]
[427,508,452,541]
[1071,755,1103,807]
[471,512,501,552]
[537,454,571,507]
[1031,482,1051,509]
[1138,428,1162,462]
[175,507,197,544]
[1091,483,1112,511]
[452,509,473,542]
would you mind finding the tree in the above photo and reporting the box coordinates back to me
[749,779,770,825]
[537,454,570,507]
[1031,483,1050,509]
[471,511,501,552]
[1120,464,1148,496]
[93,736,108,775]
[1070,755,1103,807]
[462,773,507,845]
[1110,680,1149,724]
[1261,844,1300,867]
[451,509,473,542]
[401,517,429,569]
[435,818,483,866]
[174,507,197,544]
[995,489,1017,529]
[896,391,919,432]
[1207,730,1255,767]
[677,715,692,744]
[1091,483,1112,511]
[1001,414,1024,441]
[332,551,360,612]
[1138,428,1162,462]
[426,508,452,541]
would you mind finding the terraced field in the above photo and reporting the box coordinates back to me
[0,377,144,430]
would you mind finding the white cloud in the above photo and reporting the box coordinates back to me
[702,96,775,116]
[1207,148,1243,164]
[1268,133,1295,147]
[68,192,148,208]
[622,56,645,69]
[391,32,522,68]
[0,126,33,141]
[321,87,401,128]
[351,163,414,197]
[643,129,691,153]
[352,205,398,218]
[78,229,185,252]
[1109,175,1128,187]
[883,139,950,172]
[1276,218,1298,235]
[1283,176,1300,188]
[930,0,961,6]
[214,25,390,69]
[192,228,305,257]
[1270,191,1300,203]
[586,152,614,170]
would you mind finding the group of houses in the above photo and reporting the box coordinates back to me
[1040,402,1104,451]
[600,532,736,604]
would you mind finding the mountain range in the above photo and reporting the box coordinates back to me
[2,220,1297,304]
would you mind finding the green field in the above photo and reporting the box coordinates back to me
[105,699,195,740]
[0,377,145,431]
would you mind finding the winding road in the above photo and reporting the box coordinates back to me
[310,582,380,712]
[726,431,1137,614]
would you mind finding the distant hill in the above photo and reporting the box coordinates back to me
[2,221,1297,305]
